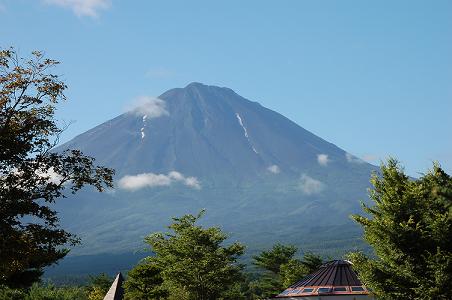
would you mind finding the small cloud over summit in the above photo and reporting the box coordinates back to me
[44,0,110,18]
[127,96,169,118]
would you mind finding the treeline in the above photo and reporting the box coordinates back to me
[0,274,110,300]
[0,214,324,300]
[122,211,324,300]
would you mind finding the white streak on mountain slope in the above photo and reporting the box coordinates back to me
[128,97,168,141]
[235,113,258,154]
[140,115,147,139]
[236,113,249,137]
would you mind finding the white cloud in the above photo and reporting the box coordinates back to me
[184,176,201,190]
[346,153,365,164]
[1,167,64,188]
[127,96,169,118]
[118,173,171,190]
[317,154,329,166]
[299,174,325,195]
[267,165,281,174]
[2,167,64,189]
[36,167,64,184]
[168,171,184,181]
[44,0,110,18]
[118,171,201,191]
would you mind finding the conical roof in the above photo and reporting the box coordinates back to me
[276,260,370,298]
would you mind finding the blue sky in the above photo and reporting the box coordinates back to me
[1,0,451,176]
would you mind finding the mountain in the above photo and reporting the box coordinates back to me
[52,82,377,264]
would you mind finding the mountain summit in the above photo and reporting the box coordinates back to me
[56,83,376,256]
[64,82,364,179]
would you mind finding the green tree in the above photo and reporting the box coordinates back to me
[299,252,323,274]
[87,287,105,300]
[250,244,297,298]
[349,159,452,300]
[218,281,249,300]
[251,245,324,298]
[0,283,89,300]
[0,48,114,288]
[279,252,323,287]
[25,283,88,300]
[124,261,168,300]
[252,244,297,274]
[0,285,25,300]
[248,275,281,299]
[87,273,112,300]
[144,210,245,300]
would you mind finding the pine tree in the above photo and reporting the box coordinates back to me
[143,211,245,300]
[349,159,452,299]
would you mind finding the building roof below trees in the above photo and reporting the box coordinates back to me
[275,260,372,298]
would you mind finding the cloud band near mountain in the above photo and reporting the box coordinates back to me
[118,171,201,191]
[128,96,169,118]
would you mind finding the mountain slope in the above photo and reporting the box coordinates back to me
[55,82,377,257]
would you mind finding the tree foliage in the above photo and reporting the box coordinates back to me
[0,275,111,300]
[250,244,323,298]
[0,285,25,300]
[0,48,114,288]
[279,252,323,287]
[137,210,245,300]
[0,283,88,300]
[86,273,112,300]
[250,243,296,298]
[252,243,297,274]
[124,261,168,300]
[349,159,452,299]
